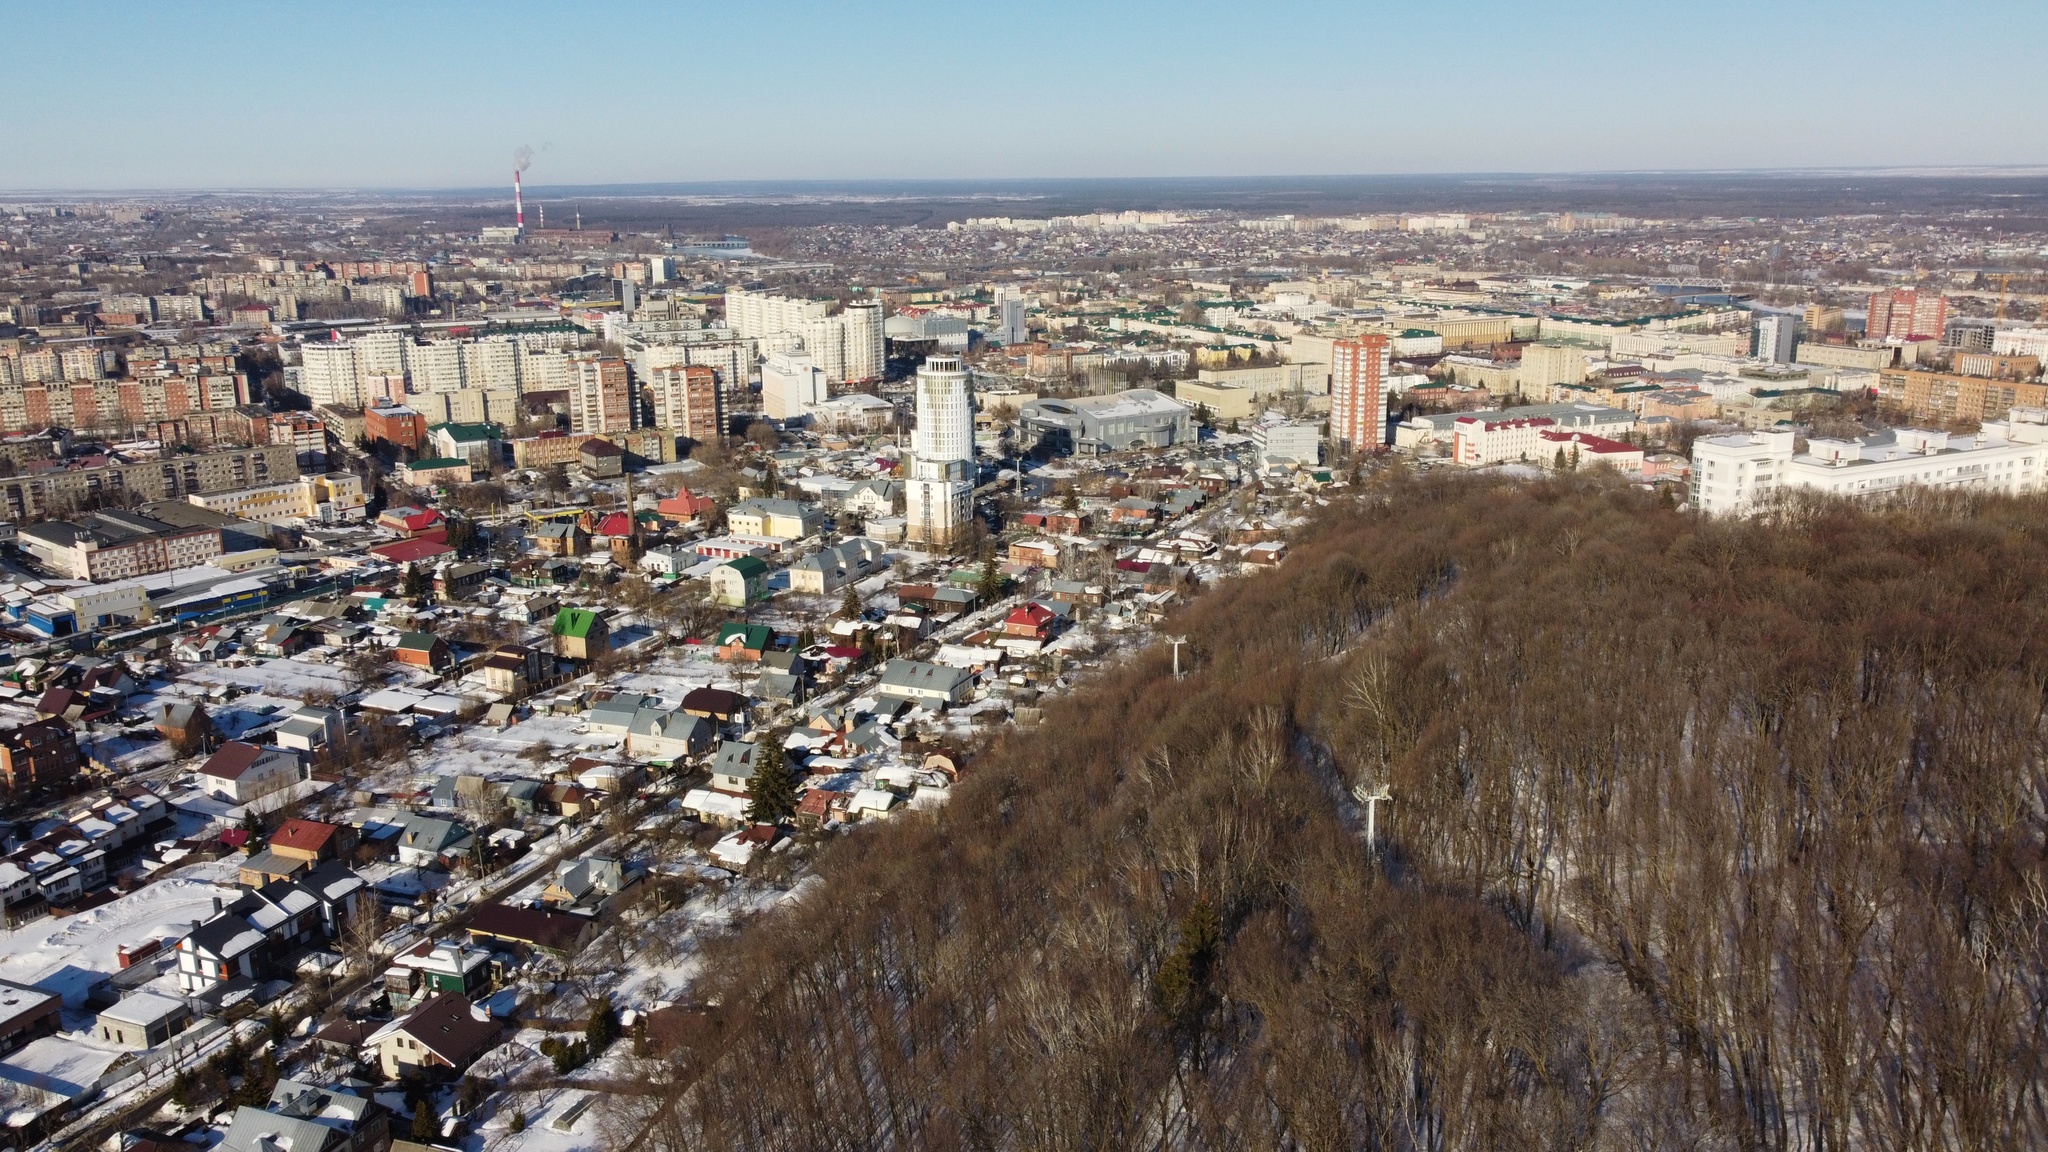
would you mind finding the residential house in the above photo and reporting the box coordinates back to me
[638,547,692,577]
[531,521,589,557]
[219,1079,389,1152]
[376,507,446,541]
[542,782,597,819]
[876,660,973,707]
[726,497,823,540]
[841,478,902,519]
[482,644,545,697]
[708,739,766,794]
[578,438,625,478]
[392,940,493,1000]
[542,856,643,911]
[198,742,303,804]
[432,562,489,601]
[396,815,474,868]
[1007,538,1062,569]
[656,489,717,524]
[0,719,80,791]
[787,537,888,595]
[585,693,656,735]
[552,607,610,662]
[709,556,770,607]
[465,902,597,957]
[714,622,772,661]
[155,702,214,751]
[367,991,503,1080]
[681,686,750,726]
[93,991,191,1050]
[625,709,712,762]
[275,706,345,764]
[1003,602,1059,641]
[269,818,353,866]
[392,632,453,673]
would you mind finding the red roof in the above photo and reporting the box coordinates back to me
[270,818,341,855]
[594,512,633,537]
[1006,603,1055,628]
[369,539,454,564]
[1537,429,1637,454]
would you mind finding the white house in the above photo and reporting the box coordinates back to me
[197,742,304,804]
[787,537,888,595]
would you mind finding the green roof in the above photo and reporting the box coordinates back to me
[396,631,441,651]
[723,556,769,578]
[716,622,771,650]
[429,422,501,442]
[552,608,602,638]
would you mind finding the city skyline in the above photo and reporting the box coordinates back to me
[4,0,2047,190]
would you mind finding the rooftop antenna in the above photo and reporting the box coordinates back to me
[1352,781,1392,850]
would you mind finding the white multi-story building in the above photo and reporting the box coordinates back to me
[1754,314,1800,363]
[298,343,362,407]
[1691,411,2048,515]
[406,341,465,393]
[905,356,975,547]
[761,350,828,421]
[1993,327,2048,360]
[726,289,884,386]
[1450,414,1556,467]
[725,288,832,342]
[995,286,1029,345]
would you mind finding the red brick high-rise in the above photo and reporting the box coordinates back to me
[1331,334,1391,452]
[1866,289,1947,341]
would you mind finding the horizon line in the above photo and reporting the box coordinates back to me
[8,164,2048,199]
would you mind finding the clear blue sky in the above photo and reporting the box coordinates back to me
[3,0,2045,190]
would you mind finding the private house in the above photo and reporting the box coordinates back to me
[532,521,589,557]
[709,739,770,794]
[542,856,643,911]
[876,660,973,707]
[465,902,597,957]
[0,719,81,791]
[433,562,489,601]
[542,781,597,819]
[1003,602,1059,641]
[1007,538,1062,569]
[219,1079,389,1152]
[376,507,446,541]
[396,815,474,868]
[639,547,692,577]
[726,497,823,540]
[274,706,345,763]
[0,980,63,1055]
[392,632,453,672]
[94,991,190,1050]
[177,864,368,993]
[578,438,625,478]
[198,742,303,804]
[842,478,902,519]
[269,818,353,866]
[787,537,888,595]
[367,991,503,1080]
[625,709,712,761]
[391,940,493,1001]
[714,622,772,661]
[482,644,546,697]
[552,608,610,662]
[585,694,656,735]
[709,556,770,607]
[681,686,750,726]
[656,489,717,524]
[155,701,214,750]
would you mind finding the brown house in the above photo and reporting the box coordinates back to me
[269,818,354,864]
[392,632,453,672]
[0,719,80,791]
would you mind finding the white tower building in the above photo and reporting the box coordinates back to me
[905,355,975,547]
[762,349,828,421]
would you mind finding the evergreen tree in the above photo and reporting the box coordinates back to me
[1553,447,1569,471]
[413,1099,438,1141]
[586,992,620,1053]
[402,563,427,599]
[976,556,1003,602]
[745,732,797,825]
[841,584,862,620]
[170,1068,194,1109]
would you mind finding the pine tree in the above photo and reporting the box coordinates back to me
[402,563,427,599]
[841,584,862,620]
[745,732,797,825]
[413,1098,438,1141]
[586,992,620,1053]
[976,556,1003,602]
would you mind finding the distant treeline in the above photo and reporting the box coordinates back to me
[610,475,2048,1152]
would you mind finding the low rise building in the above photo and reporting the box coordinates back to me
[19,511,222,581]
[1692,411,2048,515]
[1020,389,1193,455]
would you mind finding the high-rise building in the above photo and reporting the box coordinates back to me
[1803,303,1845,334]
[726,288,885,385]
[1754,314,1801,363]
[1330,335,1391,452]
[1866,289,1947,341]
[298,343,362,407]
[761,350,828,421]
[571,357,635,434]
[998,292,1028,345]
[905,355,975,547]
[646,364,722,443]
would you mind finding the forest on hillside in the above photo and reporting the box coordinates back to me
[607,475,2048,1152]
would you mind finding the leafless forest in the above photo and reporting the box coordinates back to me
[608,476,2048,1151]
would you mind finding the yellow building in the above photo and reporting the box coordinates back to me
[1173,380,1258,422]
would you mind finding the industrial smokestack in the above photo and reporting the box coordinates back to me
[513,145,534,233]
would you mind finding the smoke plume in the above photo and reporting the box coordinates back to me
[514,145,534,173]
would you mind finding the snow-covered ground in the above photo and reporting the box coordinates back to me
[0,857,241,1016]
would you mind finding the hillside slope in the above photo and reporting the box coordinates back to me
[620,476,2048,1152]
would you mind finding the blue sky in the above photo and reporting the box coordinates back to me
[3,0,2045,189]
